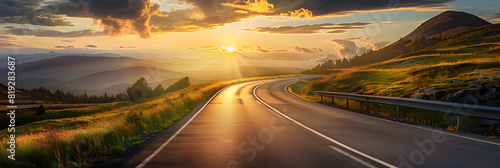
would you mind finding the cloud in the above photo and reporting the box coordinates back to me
[1,14,74,27]
[60,40,74,43]
[119,46,136,49]
[85,44,97,48]
[0,0,40,17]
[86,0,160,38]
[244,22,370,34]
[269,0,453,16]
[254,45,270,52]
[331,38,390,57]
[356,47,369,55]
[4,27,108,37]
[280,8,313,18]
[1,0,453,34]
[326,30,347,34]
[293,46,323,53]
[310,53,342,62]
[331,39,357,57]
[375,41,390,48]
[0,35,23,48]
[54,45,74,49]
[485,12,500,21]
[222,0,274,13]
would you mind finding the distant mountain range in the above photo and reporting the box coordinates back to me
[1,54,303,96]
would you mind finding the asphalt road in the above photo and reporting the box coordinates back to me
[127,76,500,168]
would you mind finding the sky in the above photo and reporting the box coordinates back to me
[0,0,499,68]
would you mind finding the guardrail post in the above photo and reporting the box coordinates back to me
[457,115,462,131]
[346,99,349,109]
[332,97,334,104]
[397,106,401,119]
[367,102,370,112]
[320,95,323,102]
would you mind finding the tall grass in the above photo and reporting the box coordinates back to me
[0,75,293,167]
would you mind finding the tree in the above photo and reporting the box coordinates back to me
[36,105,45,115]
[153,84,165,96]
[165,77,191,93]
[127,77,153,101]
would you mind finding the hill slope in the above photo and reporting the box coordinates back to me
[298,20,500,106]
[59,66,190,90]
[403,11,491,41]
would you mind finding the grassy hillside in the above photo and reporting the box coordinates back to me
[298,24,500,99]
[291,24,500,134]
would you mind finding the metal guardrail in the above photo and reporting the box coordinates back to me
[315,91,500,129]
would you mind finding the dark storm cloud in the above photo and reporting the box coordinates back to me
[85,0,160,38]
[1,14,73,26]
[4,26,108,37]
[0,0,75,26]
[0,0,41,17]
[266,0,453,15]
[244,22,370,34]
[1,0,453,35]
[85,44,97,48]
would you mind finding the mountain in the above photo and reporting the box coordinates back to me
[402,11,491,41]
[58,66,191,90]
[0,55,173,81]
[183,66,304,80]
[1,78,65,90]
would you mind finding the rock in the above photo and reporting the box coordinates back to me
[411,94,423,99]
[433,91,446,101]
[469,81,482,88]
[447,79,461,84]
[480,119,499,126]
[467,71,484,76]
[414,89,420,94]
[453,91,466,102]
[494,74,500,78]
[423,88,436,94]
[486,99,497,106]
[445,92,455,102]
[464,93,479,105]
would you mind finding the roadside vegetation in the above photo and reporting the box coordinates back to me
[0,75,293,167]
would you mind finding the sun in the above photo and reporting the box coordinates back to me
[221,45,236,53]
[226,46,235,52]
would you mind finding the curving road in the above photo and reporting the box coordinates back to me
[122,76,500,168]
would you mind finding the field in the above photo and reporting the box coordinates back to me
[0,75,294,167]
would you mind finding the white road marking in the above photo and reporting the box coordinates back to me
[136,85,232,168]
[329,146,378,168]
[253,83,397,168]
[284,81,500,147]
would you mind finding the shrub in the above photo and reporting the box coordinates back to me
[36,105,45,115]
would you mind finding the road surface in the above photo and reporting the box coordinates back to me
[123,76,500,168]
